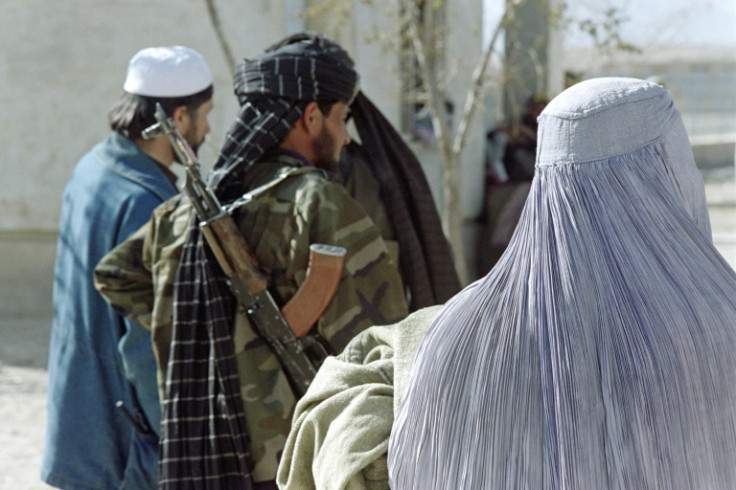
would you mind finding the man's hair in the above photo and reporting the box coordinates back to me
[316,99,339,118]
[108,84,214,140]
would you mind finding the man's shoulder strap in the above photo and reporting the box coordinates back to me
[224,166,322,214]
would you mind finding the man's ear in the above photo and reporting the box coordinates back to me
[302,101,323,136]
[171,105,190,133]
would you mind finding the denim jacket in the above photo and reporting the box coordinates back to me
[42,132,177,489]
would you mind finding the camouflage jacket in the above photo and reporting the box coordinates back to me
[95,151,409,483]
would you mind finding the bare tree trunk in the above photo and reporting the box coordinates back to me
[452,5,514,156]
[402,0,520,284]
[401,0,468,283]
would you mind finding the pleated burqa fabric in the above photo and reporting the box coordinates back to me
[388,77,736,489]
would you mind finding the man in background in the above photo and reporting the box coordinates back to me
[42,46,213,489]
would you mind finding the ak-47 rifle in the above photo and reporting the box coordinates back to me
[142,103,346,396]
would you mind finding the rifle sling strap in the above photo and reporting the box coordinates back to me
[224,166,322,214]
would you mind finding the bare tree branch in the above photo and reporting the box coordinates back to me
[452,3,517,156]
[205,0,236,75]
[401,0,467,280]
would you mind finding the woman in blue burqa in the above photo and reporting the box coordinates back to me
[277,77,736,489]
[389,77,736,488]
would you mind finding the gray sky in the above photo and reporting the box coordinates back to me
[563,0,736,47]
[484,0,736,47]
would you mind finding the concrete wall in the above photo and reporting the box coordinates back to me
[2,0,265,232]
[0,0,487,318]
[691,135,736,170]
[0,0,286,320]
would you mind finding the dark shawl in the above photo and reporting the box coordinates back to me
[350,92,461,309]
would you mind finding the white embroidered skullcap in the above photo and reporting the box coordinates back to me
[123,46,212,97]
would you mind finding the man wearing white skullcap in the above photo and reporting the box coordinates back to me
[42,46,213,490]
[277,77,736,489]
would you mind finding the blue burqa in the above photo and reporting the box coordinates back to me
[389,77,736,489]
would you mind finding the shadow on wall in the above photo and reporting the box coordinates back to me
[0,231,56,319]
[0,231,55,370]
[691,138,736,170]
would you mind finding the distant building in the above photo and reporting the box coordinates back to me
[562,44,736,168]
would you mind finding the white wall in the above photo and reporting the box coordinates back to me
[0,0,292,317]
[2,0,236,230]
[2,0,486,228]
[447,0,486,220]
[0,0,486,316]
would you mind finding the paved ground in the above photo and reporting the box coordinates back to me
[0,319,52,489]
[0,169,733,490]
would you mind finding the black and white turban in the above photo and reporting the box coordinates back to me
[209,38,359,200]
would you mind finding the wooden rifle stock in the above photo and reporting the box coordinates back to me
[199,214,268,295]
[200,213,320,394]
[282,244,347,337]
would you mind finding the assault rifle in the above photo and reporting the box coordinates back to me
[142,103,346,396]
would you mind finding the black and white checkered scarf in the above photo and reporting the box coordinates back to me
[159,38,358,489]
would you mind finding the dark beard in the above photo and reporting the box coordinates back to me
[184,127,202,157]
[311,126,340,172]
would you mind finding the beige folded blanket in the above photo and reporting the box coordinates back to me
[277,306,441,490]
